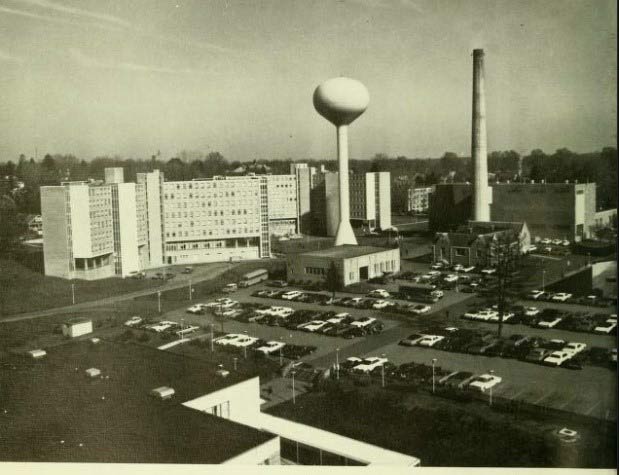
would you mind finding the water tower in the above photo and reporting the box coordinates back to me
[313,77,369,246]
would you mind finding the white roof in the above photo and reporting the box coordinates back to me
[249,413,420,466]
[28,349,46,358]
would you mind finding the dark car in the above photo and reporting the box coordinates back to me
[442,371,474,388]
[268,280,288,287]
[524,348,550,363]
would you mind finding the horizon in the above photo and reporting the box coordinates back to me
[1,0,616,161]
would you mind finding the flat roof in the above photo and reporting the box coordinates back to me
[0,340,274,464]
[297,245,396,260]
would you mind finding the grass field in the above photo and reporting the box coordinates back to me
[0,258,161,317]
[268,379,617,468]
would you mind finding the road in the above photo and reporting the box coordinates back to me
[0,261,237,323]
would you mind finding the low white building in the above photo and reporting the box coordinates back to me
[62,318,93,338]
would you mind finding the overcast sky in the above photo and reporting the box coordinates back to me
[0,0,616,162]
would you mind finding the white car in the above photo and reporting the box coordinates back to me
[353,357,388,373]
[540,238,552,245]
[523,244,538,254]
[551,239,562,246]
[204,298,237,309]
[256,341,286,355]
[563,342,587,355]
[327,313,350,324]
[452,264,464,272]
[372,300,392,309]
[562,240,570,246]
[488,312,514,323]
[349,297,365,307]
[222,283,238,293]
[552,293,572,302]
[431,290,444,299]
[410,304,431,315]
[186,304,204,314]
[594,321,617,334]
[461,266,475,273]
[270,306,294,318]
[299,320,328,332]
[544,351,573,366]
[480,268,496,275]
[350,316,376,328]
[476,309,499,321]
[148,321,178,332]
[230,336,259,348]
[428,270,441,277]
[464,310,481,319]
[468,374,502,392]
[214,334,246,346]
[281,290,303,300]
[537,317,562,328]
[524,307,540,317]
[444,274,459,283]
[368,289,391,298]
[124,316,142,327]
[529,290,545,300]
[417,335,445,347]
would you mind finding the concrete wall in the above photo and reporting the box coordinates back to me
[41,187,70,279]
[68,186,93,258]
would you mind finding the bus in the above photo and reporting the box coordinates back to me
[398,284,443,303]
[238,268,269,288]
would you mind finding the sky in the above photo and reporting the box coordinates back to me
[0,0,616,162]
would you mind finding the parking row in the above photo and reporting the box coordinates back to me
[525,289,615,309]
[461,305,617,335]
[397,325,617,370]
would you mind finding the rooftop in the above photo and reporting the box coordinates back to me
[0,340,274,463]
[297,245,395,260]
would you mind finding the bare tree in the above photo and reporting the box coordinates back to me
[324,262,341,300]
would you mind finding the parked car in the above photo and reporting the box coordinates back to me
[256,341,285,355]
[124,316,143,327]
[409,304,431,315]
[399,333,425,346]
[563,342,587,355]
[444,274,459,283]
[298,320,328,332]
[524,307,540,317]
[417,335,445,347]
[468,373,502,392]
[543,351,573,366]
[350,316,377,328]
[222,283,238,293]
[480,268,496,275]
[269,280,288,287]
[352,357,389,373]
[537,317,563,329]
[552,292,573,302]
[281,290,304,300]
[442,371,475,388]
[529,290,545,300]
[372,300,392,310]
[367,289,391,298]
[594,321,617,334]
[186,304,205,314]
[524,348,550,363]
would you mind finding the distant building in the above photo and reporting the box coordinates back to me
[312,171,391,237]
[430,181,599,241]
[27,215,43,236]
[265,174,298,236]
[490,181,596,241]
[432,221,531,267]
[290,163,319,234]
[286,245,400,287]
[407,186,434,214]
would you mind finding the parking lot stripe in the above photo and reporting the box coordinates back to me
[508,387,529,401]
[532,392,552,405]
[584,400,601,416]
[556,393,581,410]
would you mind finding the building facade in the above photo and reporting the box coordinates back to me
[42,167,296,279]
[286,245,400,287]
[407,186,433,213]
[432,221,531,267]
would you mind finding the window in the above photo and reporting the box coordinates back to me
[454,248,467,257]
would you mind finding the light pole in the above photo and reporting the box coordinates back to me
[71,283,76,305]
[291,370,296,404]
[279,337,284,366]
[335,348,340,380]
[180,318,184,342]
[541,269,546,292]
[381,353,386,388]
[431,358,437,394]
[210,324,214,353]
[233,357,238,371]
[157,291,162,314]
[489,369,494,406]
[188,278,193,300]
[243,331,248,359]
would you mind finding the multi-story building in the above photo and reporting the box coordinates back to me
[407,186,433,214]
[313,171,392,237]
[42,168,288,279]
[161,175,270,265]
[290,162,318,234]
[41,169,148,280]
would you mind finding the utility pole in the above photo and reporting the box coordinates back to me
[157,291,162,314]
[71,283,75,305]
[291,371,296,404]
[431,358,437,394]
[188,278,193,300]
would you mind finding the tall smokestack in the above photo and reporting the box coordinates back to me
[471,49,490,221]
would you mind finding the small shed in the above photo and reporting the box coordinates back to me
[27,349,46,359]
[85,368,101,378]
[151,386,175,400]
[62,318,93,338]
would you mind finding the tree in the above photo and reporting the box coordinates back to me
[324,262,341,300]
[482,229,525,337]
[0,195,23,257]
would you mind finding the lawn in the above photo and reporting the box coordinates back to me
[267,378,617,468]
[0,258,160,317]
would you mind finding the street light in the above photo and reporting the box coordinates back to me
[279,337,284,366]
[233,357,238,371]
[335,348,340,380]
[71,283,76,305]
[291,370,296,404]
[489,369,494,406]
[381,353,386,388]
[210,323,214,353]
[188,278,193,300]
[541,269,546,292]
[157,291,162,314]
[243,330,248,359]
[431,358,437,394]
[180,318,184,342]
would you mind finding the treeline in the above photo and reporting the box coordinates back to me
[0,147,616,214]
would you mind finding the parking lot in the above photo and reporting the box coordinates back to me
[143,274,616,421]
